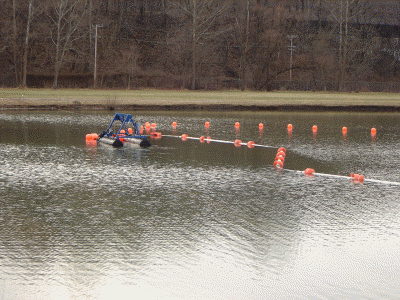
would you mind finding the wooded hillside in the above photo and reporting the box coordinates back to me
[1,0,400,91]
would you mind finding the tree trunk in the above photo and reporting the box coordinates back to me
[22,2,33,88]
[341,0,350,92]
[53,12,62,90]
[12,0,19,87]
[241,0,250,91]
[191,0,197,90]
[338,0,343,91]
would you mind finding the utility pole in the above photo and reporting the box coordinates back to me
[93,24,103,89]
[287,35,298,87]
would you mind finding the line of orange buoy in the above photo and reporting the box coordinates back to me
[169,121,377,138]
[285,124,378,137]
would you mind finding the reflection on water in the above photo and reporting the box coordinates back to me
[0,111,400,299]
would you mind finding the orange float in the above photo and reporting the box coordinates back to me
[304,168,315,176]
[199,136,205,143]
[150,132,162,139]
[358,175,365,183]
[278,147,286,153]
[234,139,242,147]
[273,160,283,169]
[181,134,188,141]
[247,141,255,148]
[276,151,286,157]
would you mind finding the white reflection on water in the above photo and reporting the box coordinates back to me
[1,112,400,300]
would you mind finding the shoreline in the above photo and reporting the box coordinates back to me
[1,103,400,112]
[0,89,400,112]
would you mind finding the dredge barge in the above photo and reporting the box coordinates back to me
[98,113,151,148]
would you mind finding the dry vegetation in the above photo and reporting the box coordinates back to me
[0,88,399,110]
[2,1,400,92]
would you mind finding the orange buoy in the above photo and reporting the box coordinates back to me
[275,155,285,162]
[172,122,177,127]
[278,147,286,153]
[276,151,286,157]
[234,139,242,147]
[199,136,205,143]
[151,123,157,128]
[86,139,97,147]
[287,124,293,131]
[304,168,315,176]
[128,128,133,134]
[181,134,188,141]
[247,141,255,148]
[150,132,162,139]
[358,175,365,183]
[258,123,264,130]
[120,129,126,135]
[235,122,240,128]
[312,125,318,132]
[206,136,212,144]
[273,160,283,169]
[85,134,92,141]
[145,122,151,129]
[205,121,210,128]
[342,127,347,134]
[371,127,376,135]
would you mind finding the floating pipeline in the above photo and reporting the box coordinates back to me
[277,167,400,186]
[164,134,400,185]
[107,121,398,186]
[271,146,400,186]
[161,134,279,149]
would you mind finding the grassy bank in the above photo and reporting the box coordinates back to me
[0,88,399,110]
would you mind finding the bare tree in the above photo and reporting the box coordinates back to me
[12,0,19,86]
[319,0,375,91]
[21,1,34,88]
[232,0,251,91]
[48,0,88,89]
[174,0,229,89]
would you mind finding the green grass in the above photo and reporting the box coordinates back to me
[0,88,399,107]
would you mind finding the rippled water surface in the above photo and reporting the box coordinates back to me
[1,111,400,300]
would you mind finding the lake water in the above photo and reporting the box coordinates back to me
[0,110,400,300]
